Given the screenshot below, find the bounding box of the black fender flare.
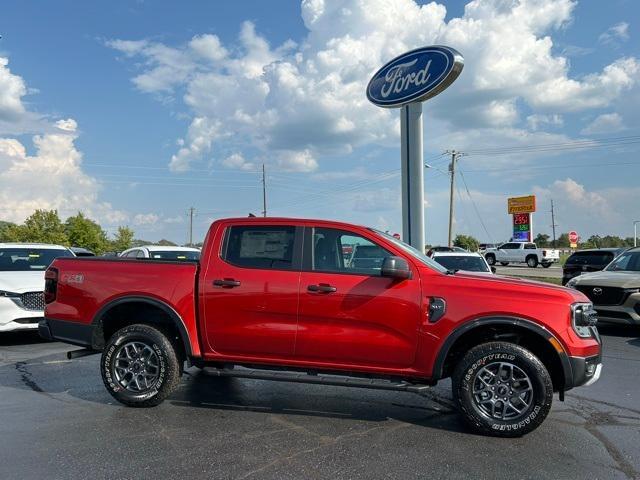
[432,316,573,389]
[91,296,193,357]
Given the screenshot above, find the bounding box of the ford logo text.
[366,46,464,108]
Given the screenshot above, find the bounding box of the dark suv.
[562,248,626,285]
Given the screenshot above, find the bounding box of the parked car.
[562,248,627,285]
[40,217,601,437]
[0,243,74,333]
[484,242,560,268]
[119,245,200,261]
[478,243,498,252]
[431,251,495,274]
[566,247,640,325]
[426,246,466,257]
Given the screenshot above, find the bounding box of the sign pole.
[400,102,424,250]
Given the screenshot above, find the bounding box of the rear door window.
[222,225,297,270]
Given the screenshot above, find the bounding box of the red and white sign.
[569,231,578,243]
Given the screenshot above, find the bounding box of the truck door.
[295,226,421,368]
[201,223,302,358]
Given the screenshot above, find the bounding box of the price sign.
[512,213,532,241]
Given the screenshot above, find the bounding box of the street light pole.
[634,220,640,247]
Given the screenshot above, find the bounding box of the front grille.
[19,292,45,311]
[576,286,628,306]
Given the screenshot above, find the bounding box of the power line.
[458,169,494,243]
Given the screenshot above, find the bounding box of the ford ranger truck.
[39,218,601,437]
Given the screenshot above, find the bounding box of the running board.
[203,367,432,395]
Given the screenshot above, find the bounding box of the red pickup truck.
[39,217,601,436]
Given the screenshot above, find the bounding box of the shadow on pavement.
[0,330,49,346]
[598,324,640,348]
[167,369,468,434]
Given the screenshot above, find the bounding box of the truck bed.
[44,256,201,355]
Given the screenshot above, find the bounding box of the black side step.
[204,367,431,395]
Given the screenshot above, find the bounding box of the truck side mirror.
[381,256,411,280]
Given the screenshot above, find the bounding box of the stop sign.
[569,231,578,244]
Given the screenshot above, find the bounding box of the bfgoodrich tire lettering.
[452,342,553,437]
[101,324,181,407]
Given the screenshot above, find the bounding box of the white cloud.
[107,0,638,175]
[580,112,625,135]
[526,114,563,131]
[276,149,318,172]
[599,22,629,46]
[0,119,127,224]
[222,152,256,171]
[133,213,160,225]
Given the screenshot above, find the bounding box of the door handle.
[213,278,241,288]
[307,283,337,293]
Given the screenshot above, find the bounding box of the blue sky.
[0,0,638,245]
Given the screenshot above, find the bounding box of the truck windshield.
[370,229,448,273]
[149,250,200,261]
[0,248,73,271]
[604,251,640,272]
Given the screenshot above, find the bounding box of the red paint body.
[46,218,600,380]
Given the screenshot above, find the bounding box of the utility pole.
[446,150,464,247]
[188,207,195,246]
[261,163,267,217]
[550,200,558,247]
[634,220,640,247]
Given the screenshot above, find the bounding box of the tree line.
[449,232,637,252]
[0,210,179,255]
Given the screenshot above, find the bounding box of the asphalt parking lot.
[1,328,639,480]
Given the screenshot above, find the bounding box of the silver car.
[566,247,640,325]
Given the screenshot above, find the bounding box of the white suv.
[0,243,74,333]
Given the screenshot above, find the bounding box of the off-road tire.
[101,324,181,407]
[452,342,553,437]
[485,254,496,266]
[526,256,538,268]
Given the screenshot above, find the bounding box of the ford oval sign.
[367,46,464,108]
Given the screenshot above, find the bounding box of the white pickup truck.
[483,242,560,268]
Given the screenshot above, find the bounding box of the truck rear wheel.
[452,342,553,437]
[101,324,181,407]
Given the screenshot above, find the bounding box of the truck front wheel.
[101,324,181,407]
[526,256,538,268]
[452,342,553,437]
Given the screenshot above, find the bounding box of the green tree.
[20,210,69,245]
[533,233,550,247]
[65,212,109,254]
[156,239,177,246]
[111,226,135,252]
[556,233,570,248]
[453,234,479,252]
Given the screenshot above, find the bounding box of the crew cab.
[40,218,601,437]
[484,242,560,268]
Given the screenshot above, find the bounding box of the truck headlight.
[566,278,578,289]
[571,302,598,338]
